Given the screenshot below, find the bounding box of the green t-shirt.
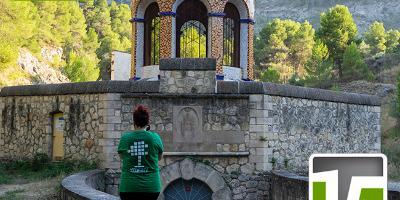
[118,130,163,193]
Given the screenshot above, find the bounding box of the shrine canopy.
[129,0,255,81]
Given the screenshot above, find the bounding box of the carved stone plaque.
[173,106,203,143]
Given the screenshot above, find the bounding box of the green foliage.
[304,41,334,88]
[288,73,305,86]
[364,21,387,55]
[386,29,400,53]
[82,0,131,79]
[179,26,207,58]
[0,153,97,185]
[64,52,100,82]
[342,42,373,82]
[383,142,400,180]
[0,0,39,70]
[398,74,400,114]
[0,189,25,200]
[260,68,280,83]
[31,153,50,171]
[317,5,357,77]
[0,0,131,84]
[256,19,315,82]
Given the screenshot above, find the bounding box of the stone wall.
[0,77,382,200]
[0,81,158,164]
[0,94,102,161]
[260,95,381,172]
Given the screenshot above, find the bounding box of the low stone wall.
[60,169,118,200]
[271,171,308,200]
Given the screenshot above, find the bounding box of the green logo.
[309,154,387,200]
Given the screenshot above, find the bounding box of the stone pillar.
[209,15,224,75]
[247,22,255,80]
[159,58,216,94]
[249,94,274,171]
[157,0,175,59]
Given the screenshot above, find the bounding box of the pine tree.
[304,41,333,88]
[317,5,357,78]
[386,29,400,53]
[255,19,315,82]
[364,21,387,55]
[342,42,372,82]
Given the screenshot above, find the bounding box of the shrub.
[260,68,280,83]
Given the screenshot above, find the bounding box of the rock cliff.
[17,47,69,84]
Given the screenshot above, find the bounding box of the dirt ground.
[0,176,62,200]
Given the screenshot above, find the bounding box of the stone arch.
[159,158,232,200]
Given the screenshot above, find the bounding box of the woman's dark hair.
[133,105,150,128]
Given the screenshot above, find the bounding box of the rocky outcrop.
[255,0,400,34]
[17,47,69,84]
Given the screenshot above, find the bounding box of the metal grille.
[179,20,207,58]
[223,18,235,66]
[164,178,212,200]
[150,17,160,65]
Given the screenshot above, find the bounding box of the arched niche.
[135,0,160,79]
[158,158,232,200]
[144,2,160,66]
[222,0,250,80]
[172,0,211,58]
[223,3,240,68]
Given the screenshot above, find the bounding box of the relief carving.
[173,106,203,143]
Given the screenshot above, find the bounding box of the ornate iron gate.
[163,178,213,200]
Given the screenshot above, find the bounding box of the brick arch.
[172,0,211,13]
[224,0,250,19]
[158,158,232,200]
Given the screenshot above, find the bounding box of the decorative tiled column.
[209,13,225,75]
[157,0,175,59]
[239,19,255,80]
[130,0,141,78]
[247,22,255,80]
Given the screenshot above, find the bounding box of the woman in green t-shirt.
[118,105,163,200]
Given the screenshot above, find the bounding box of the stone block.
[159,58,216,70]
[240,163,255,174]
[238,82,264,94]
[217,81,239,94]
[161,161,181,186]
[211,187,232,200]
[249,125,266,133]
[206,171,226,192]
[180,158,195,180]
[193,163,214,182]
[103,131,121,139]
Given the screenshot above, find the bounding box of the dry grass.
[0,176,62,200]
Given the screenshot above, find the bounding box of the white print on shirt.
[127,141,149,173]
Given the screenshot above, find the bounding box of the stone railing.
[61,169,119,200]
[271,171,400,200]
